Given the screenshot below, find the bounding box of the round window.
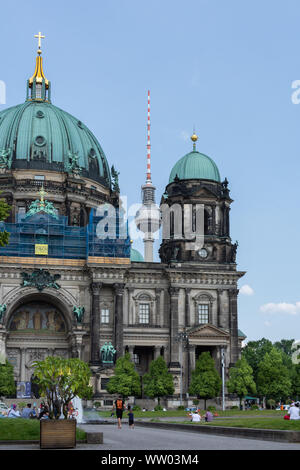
[36,110,45,119]
[35,135,46,147]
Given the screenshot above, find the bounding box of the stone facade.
[0,255,245,400]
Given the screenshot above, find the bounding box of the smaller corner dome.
[169,150,221,183]
[130,248,144,262]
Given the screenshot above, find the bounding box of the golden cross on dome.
[34,32,45,54]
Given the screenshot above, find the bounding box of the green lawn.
[171,418,300,431]
[0,418,86,441]
[99,409,285,419]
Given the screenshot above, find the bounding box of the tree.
[107,352,141,398]
[143,356,174,406]
[0,193,10,247]
[32,356,93,419]
[290,363,300,399]
[256,347,292,402]
[273,339,295,358]
[189,352,222,409]
[0,360,16,397]
[227,357,256,408]
[242,338,273,383]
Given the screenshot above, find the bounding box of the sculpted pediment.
[187,324,230,339]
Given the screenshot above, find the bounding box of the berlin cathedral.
[0,34,246,405]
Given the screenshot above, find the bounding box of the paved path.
[0,423,299,450]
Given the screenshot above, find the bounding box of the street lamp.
[175,329,189,406]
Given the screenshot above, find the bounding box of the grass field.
[168,417,300,431]
[99,409,286,419]
[0,418,86,441]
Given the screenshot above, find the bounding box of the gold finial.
[191,131,198,150]
[34,31,45,55]
[29,32,49,89]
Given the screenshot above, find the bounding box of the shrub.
[231,405,239,409]
[18,402,27,410]
[251,404,259,410]
[132,405,141,411]
[267,399,276,409]
[93,402,101,408]
[177,405,185,410]
[193,399,199,406]
[154,405,163,411]
[207,406,216,412]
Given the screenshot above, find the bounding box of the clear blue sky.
[1,0,300,343]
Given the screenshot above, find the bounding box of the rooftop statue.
[0,148,12,170]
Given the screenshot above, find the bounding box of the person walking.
[113,396,125,429]
[127,405,134,429]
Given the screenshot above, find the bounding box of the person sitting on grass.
[21,403,33,419]
[205,410,213,422]
[8,404,20,418]
[188,410,201,422]
[288,402,300,420]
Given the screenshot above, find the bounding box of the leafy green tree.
[32,356,93,419]
[227,357,256,408]
[189,352,222,409]
[0,360,16,397]
[0,193,10,247]
[107,352,141,398]
[256,347,292,402]
[143,356,174,406]
[242,338,273,383]
[290,363,300,399]
[273,339,295,358]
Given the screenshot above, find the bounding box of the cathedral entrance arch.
[6,293,72,383]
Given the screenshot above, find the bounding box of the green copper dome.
[169,150,221,184]
[130,248,144,262]
[0,101,111,187]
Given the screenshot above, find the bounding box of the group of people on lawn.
[0,401,79,420]
[188,409,214,422]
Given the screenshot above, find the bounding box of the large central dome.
[0,48,111,188]
[0,101,111,187]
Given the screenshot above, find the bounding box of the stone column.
[128,345,135,359]
[0,327,7,365]
[154,345,161,360]
[228,288,239,366]
[90,282,102,365]
[114,283,125,360]
[188,345,196,387]
[185,288,191,327]
[217,289,223,328]
[169,287,180,368]
[20,348,26,382]
[155,288,162,326]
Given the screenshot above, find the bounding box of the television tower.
[135,90,160,262]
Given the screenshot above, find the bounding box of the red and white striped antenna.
[146,89,152,184]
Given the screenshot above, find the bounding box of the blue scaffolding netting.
[0,208,131,260]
